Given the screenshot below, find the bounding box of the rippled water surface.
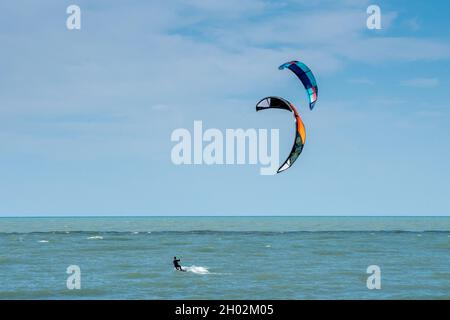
[1,217,450,299]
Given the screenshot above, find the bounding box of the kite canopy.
[279,60,318,110]
[256,97,306,173]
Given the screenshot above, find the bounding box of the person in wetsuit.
[173,256,183,271]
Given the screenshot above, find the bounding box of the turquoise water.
[1,217,450,299]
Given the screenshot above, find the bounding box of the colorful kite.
[279,60,318,110]
[256,96,306,173]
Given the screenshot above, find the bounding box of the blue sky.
[0,0,449,216]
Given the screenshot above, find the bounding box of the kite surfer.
[173,256,184,271]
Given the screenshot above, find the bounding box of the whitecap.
[182,265,210,275]
[38,240,49,243]
[87,236,103,240]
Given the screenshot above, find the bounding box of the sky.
[0,0,449,216]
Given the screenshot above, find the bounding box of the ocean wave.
[2,230,450,235]
[86,236,103,240]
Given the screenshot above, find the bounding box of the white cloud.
[401,78,440,88]
[180,0,267,16]
[348,78,374,85]
[151,104,170,111]
[414,110,443,118]
[333,37,450,63]
[404,17,421,31]
[1,1,449,139]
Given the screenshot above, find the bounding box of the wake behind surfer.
[173,256,183,271]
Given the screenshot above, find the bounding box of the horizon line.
[1,215,450,218]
